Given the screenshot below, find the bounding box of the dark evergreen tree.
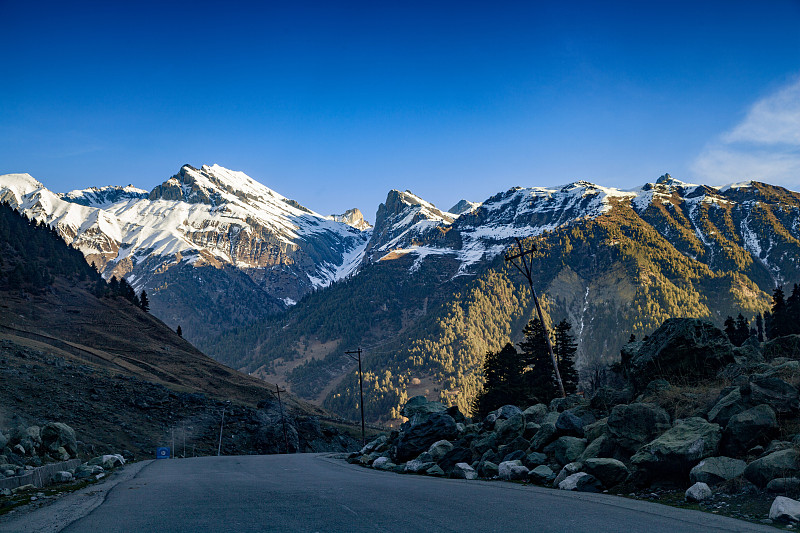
[769,286,788,339]
[472,343,525,418]
[787,284,800,336]
[553,318,579,394]
[734,313,750,346]
[109,276,120,295]
[139,290,150,312]
[756,313,764,343]
[519,318,556,404]
[628,334,636,343]
[176,325,182,337]
[724,316,737,344]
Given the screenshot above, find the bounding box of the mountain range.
[2,165,799,423]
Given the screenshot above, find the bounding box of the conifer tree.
[176,325,182,337]
[519,318,556,404]
[472,343,525,418]
[724,315,736,344]
[553,318,579,394]
[769,286,788,339]
[756,313,764,343]
[139,290,150,312]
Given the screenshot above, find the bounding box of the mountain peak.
[448,199,481,215]
[329,208,371,230]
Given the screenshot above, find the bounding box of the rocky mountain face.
[202,174,800,424]
[0,164,370,343]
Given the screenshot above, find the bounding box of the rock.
[75,465,104,479]
[523,452,548,469]
[689,457,747,486]
[451,462,477,480]
[770,496,800,523]
[685,482,713,502]
[579,436,615,461]
[722,404,778,456]
[54,446,70,461]
[502,450,527,463]
[523,423,541,439]
[53,471,73,483]
[13,444,25,456]
[707,388,747,427]
[607,403,671,452]
[528,465,556,485]
[589,387,635,414]
[495,413,526,444]
[426,465,446,477]
[644,379,672,395]
[11,484,36,494]
[584,418,609,443]
[582,458,630,488]
[360,435,388,455]
[41,422,77,457]
[529,423,558,451]
[558,472,602,492]
[549,394,586,413]
[404,459,436,474]
[401,396,447,418]
[749,375,800,414]
[768,478,800,493]
[436,446,474,474]
[554,462,583,486]
[477,461,499,478]
[470,433,497,457]
[446,405,467,425]
[0,431,7,450]
[555,412,585,437]
[498,460,529,480]
[745,449,800,487]
[523,404,548,424]
[371,457,391,469]
[544,436,587,466]
[394,412,459,462]
[763,335,800,362]
[623,318,735,389]
[88,454,125,469]
[631,417,721,479]
[427,440,454,462]
[499,436,531,457]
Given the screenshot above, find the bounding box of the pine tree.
[724,316,737,344]
[472,343,525,418]
[139,290,150,312]
[734,313,750,346]
[756,313,764,343]
[176,325,182,337]
[519,318,556,404]
[787,284,800,336]
[553,318,579,394]
[769,286,788,339]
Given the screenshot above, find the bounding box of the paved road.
[3,454,780,532]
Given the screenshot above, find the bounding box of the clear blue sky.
[2,1,799,220]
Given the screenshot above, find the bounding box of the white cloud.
[692,76,800,189]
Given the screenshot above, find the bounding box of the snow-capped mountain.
[0,164,370,341]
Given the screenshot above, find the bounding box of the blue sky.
[2,1,799,220]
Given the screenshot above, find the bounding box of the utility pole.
[217,401,230,456]
[274,384,290,454]
[345,348,366,446]
[505,237,566,398]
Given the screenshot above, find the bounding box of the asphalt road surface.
[2,454,781,532]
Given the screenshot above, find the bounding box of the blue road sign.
[156,447,171,459]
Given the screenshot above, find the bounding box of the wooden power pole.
[504,237,566,398]
[345,348,366,446]
[274,384,290,454]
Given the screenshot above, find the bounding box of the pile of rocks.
[0,422,78,474]
[347,319,800,524]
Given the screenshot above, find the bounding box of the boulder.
[529,423,558,451]
[607,403,671,452]
[470,433,497,457]
[523,452,548,469]
[498,460,529,480]
[555,412,585,437]
[499,436,531,456]
[523,423,541,439]
[749,375,800,414]
[544,437,587,466]
[767,478,800,493]
[87,454,125,469]
[74,465,104,479]
[549,395,586,413]
[523,404,548,424]
[558,472,602,492]
[394,412,459,462]
[41,422,77,457]
[685,482,712,502]
[502,450,527,463]
[427,440,454,462]
[744,448,800,487]
[53,471,73,483]
[528,465,556,485]
[582,458,630,488]
[589,387,634,414]
[402,396,447,418]
[495,413,526,444]
[623,318,734,389]
[584,419,609,443]
[484,405,524,431]
[360,435,388,455]
[426,465,446,477]
[437,445,474,474]
[554,462,583,486]
[371,457,391,469]
[54,447,70,461]
[477,461,499,478]
[722,404,778,456]
[579,436,615,461]
[770,496,800,523]
[631,418,721,479]
[706,388,746,426]
[451,462,477,480]
[689,457,747,486]
[404,459,436,474]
